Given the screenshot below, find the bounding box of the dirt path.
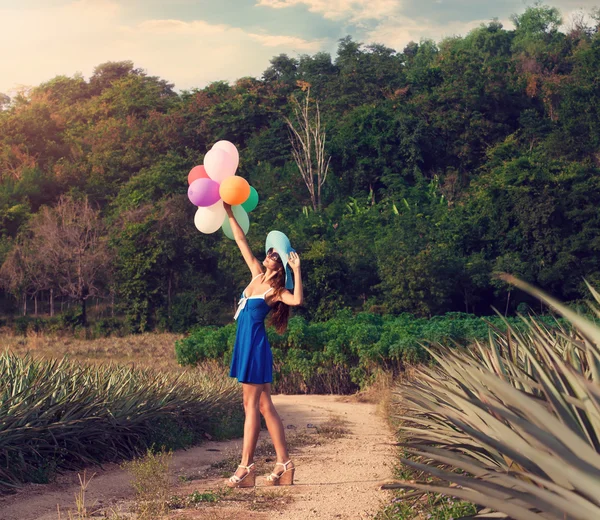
[0,395,395,520]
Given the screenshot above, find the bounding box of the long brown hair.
[268,264,290,334]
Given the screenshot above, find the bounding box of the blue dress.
[229,275,273,384]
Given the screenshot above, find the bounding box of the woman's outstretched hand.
[223,202,233,216]
[288,251,301,270]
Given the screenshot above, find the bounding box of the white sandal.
[227,463,255,488]
[265,460,295,486]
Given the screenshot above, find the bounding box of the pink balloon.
[204,148,237,183]
[188,165,209,185]
[212,140,239,171]
[188,178,221,207]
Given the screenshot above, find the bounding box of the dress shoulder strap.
[251,273,264,281]
[262,287,273,297]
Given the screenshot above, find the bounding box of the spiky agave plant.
[0,355,242,491]
[382,275,600,520]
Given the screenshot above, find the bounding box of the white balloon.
[194,201,226,234]
[222,205,249,240]
[212,140,239,171]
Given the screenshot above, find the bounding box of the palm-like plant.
[382,275,600,520]
[0,355,242,490]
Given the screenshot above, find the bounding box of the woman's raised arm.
[224,203,263,277]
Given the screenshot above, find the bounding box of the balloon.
[212,140,239,171]
[187,165,209,185]
[222,205,249,240]
[241,186,259,213]
[219,176,250,206]
[204,148,237,183]
[194,201,226,234]
[188,178,221,207]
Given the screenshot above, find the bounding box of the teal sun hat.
[265,231,295,290]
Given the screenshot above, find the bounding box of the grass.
[0,331,184,371]
[56,471,99,520]
[376,494,477,520]
[310,415,349,439]
[0,351,244,490]
[373,370,479,520]
[56,413,348,518]
[122,449,173,520]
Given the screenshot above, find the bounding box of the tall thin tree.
[284,85,331,211]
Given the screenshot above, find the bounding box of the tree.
[33,196,111,323]
[262,54,298,84]
[284,87,330,211]
[0,93,10,110]
[0,243,31,315]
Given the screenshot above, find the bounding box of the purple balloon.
[188,178,221,207]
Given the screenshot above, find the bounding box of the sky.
[0,0,598,95]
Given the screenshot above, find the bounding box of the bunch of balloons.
[187,141,259,239]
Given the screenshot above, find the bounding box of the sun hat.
[265,230,296,290]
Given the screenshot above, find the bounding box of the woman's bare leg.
[259,384,293,474]
[234,383,264,478]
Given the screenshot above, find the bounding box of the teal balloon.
[222,205,250,240]
[241,186,259,213]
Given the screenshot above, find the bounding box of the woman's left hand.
[288,251,301,270]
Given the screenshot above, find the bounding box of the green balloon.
[222,205,250,240]
[241,186,259,213]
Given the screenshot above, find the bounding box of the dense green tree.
[1,3,599,326]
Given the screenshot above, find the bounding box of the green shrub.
[174,324,236,366]
[92,317,126,338]
[175,311,553,393]
[14,316,29,335]
[59,308,85,330]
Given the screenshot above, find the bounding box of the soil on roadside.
[0,394,395,520]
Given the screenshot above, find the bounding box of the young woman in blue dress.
[223,203,304,488]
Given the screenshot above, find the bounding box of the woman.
[224,203,303,489]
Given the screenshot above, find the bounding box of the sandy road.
[0,395,395,520]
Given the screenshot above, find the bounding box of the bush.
[92,317,128,338]
[59,307,85,330]
[174,324,236,366]
[174,311,549,393]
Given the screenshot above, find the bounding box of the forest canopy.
[1,4,600,331]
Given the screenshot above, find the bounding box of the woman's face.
[263,248,283,270]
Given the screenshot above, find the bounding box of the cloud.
[247,33,324,49]
[256,0,401,22]
[0,0,327,94]
[364,15,494,51]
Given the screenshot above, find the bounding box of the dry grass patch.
[122,449,173,520]
[1,332,184,371]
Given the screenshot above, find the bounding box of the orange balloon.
[188,165,209,185]
[219,176,251,206]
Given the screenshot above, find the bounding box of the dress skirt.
[229,296,273,384]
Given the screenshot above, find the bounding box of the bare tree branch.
[284,87,330,211]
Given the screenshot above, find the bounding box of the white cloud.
[248,33,324,49]
[0,0,326,94]
[364,15,493,51]
[256,0,401,22]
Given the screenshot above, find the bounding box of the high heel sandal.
[227,463,255,488]
[265,460,294,486]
